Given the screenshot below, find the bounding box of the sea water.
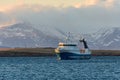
[0,56,120,80]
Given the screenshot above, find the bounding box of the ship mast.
[65,32,72,43]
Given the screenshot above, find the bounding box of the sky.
[0,0,120,33]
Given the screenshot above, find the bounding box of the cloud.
[0,5,15,13]
[73,0,116,9]
[0,3,53,14]
[0,0,48,13]
[0,18,18,28]
[104,0,115,8]
[0,0,24,13]
[0,0,117,14]
[0,0,120,33]
[74,0,99,8]
[0,12,19,28]
[0,13,12,23]
[12,5,120,33]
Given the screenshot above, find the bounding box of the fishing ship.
[55,34,91,60]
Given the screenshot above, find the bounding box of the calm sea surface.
[0,56,120,80]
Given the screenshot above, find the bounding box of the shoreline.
[0,48,120,57]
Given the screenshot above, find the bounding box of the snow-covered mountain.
[0,22,120,50]
[91,27,120,50]
[0,23,61,48]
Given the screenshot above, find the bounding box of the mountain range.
[86,27,120,50]
[0,23,62,48]
[0,23,120,50]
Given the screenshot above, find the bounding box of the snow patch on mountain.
[103,41,114,46]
